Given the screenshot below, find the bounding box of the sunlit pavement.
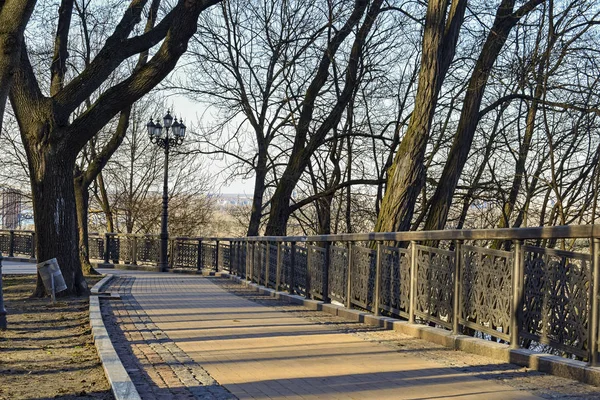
[1,261,37,274]
[103,270,542,400]
[1,263,545,399]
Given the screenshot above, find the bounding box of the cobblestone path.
[101,272,546,400]
[102,276,233,399]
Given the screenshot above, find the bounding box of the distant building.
[212,194,253,208]
[1,189,22,229]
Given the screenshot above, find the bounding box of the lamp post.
[146,111,186,272]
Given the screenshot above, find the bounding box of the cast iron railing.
[0,230,36,259]
[87,233,231,272]
[222,225,600,364]
[7,225,600,364]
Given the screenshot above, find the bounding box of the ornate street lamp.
[146,111,186,271]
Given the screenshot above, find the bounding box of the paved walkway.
[1,261,36,274]
[104,272,541,400]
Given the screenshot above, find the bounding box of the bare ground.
[212,277,600,400]
[0,275,113,400]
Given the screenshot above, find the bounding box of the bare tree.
[0,1,36,133]
[374,0,466,235]
[10,0,221,296]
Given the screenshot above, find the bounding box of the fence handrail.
[7,224,600,364]
[191,224,600,243]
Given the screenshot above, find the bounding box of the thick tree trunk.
[74,175,98,275]
[30,150,88,297]
[423,0,543,232]
[374,0,466,234]
[247,154,267,236]
[264,172,298,235]
[0,1,36,132]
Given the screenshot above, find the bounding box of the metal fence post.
[250,241,256,282]
[8,230,14,258]
[306,243,312,299]
[215,240,220,272]
[409,241,417,323]
[374,242,382,316]
[196,239,202,271]
[245,241,250,280]
[232,241,236,274]
[453,240,463,335]
[590,238,600,365]
[289,241,296,294]
[346,241,353,309]
[258,242,263,283]
[322,242,331,304]
[0,252,6,329]
[167,239,175,268]
[132,235,138,265]
[276,242,282,291]
[30,232,36,260]
[103,233,111,265]
[265,242,270,288]
[238,241,242,276]
[510,240,524,348]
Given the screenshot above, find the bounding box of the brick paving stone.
[102,276,234,399]
[100,272,549,400]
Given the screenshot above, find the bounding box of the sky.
[166,93,255,195]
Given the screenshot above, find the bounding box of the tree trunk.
[247,153,267,236]
[374,0,466,235]
[0,1,36,132]
[263,0,381,236]
[423,0,543,232]
[96,172,115,232]
[316,196,333,235]
[264,172,298,235]
[29,149,88,296]
[74,174,98,275]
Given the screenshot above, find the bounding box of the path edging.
[90,274,142,400]
[220,272,600,387]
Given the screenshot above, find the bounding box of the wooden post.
[409,241,417,323]
[289,242,296,294]
[453,240,463,335]
[510,240,524,348]
[590,238,600,365]
[346,241,353,309]
[374,243,382,316]
[276,242,282,291]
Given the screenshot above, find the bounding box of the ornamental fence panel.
[8,225,600,362]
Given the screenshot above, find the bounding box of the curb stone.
[90,275,142,400]
[219,272,600,388]
[91,274,114,295]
